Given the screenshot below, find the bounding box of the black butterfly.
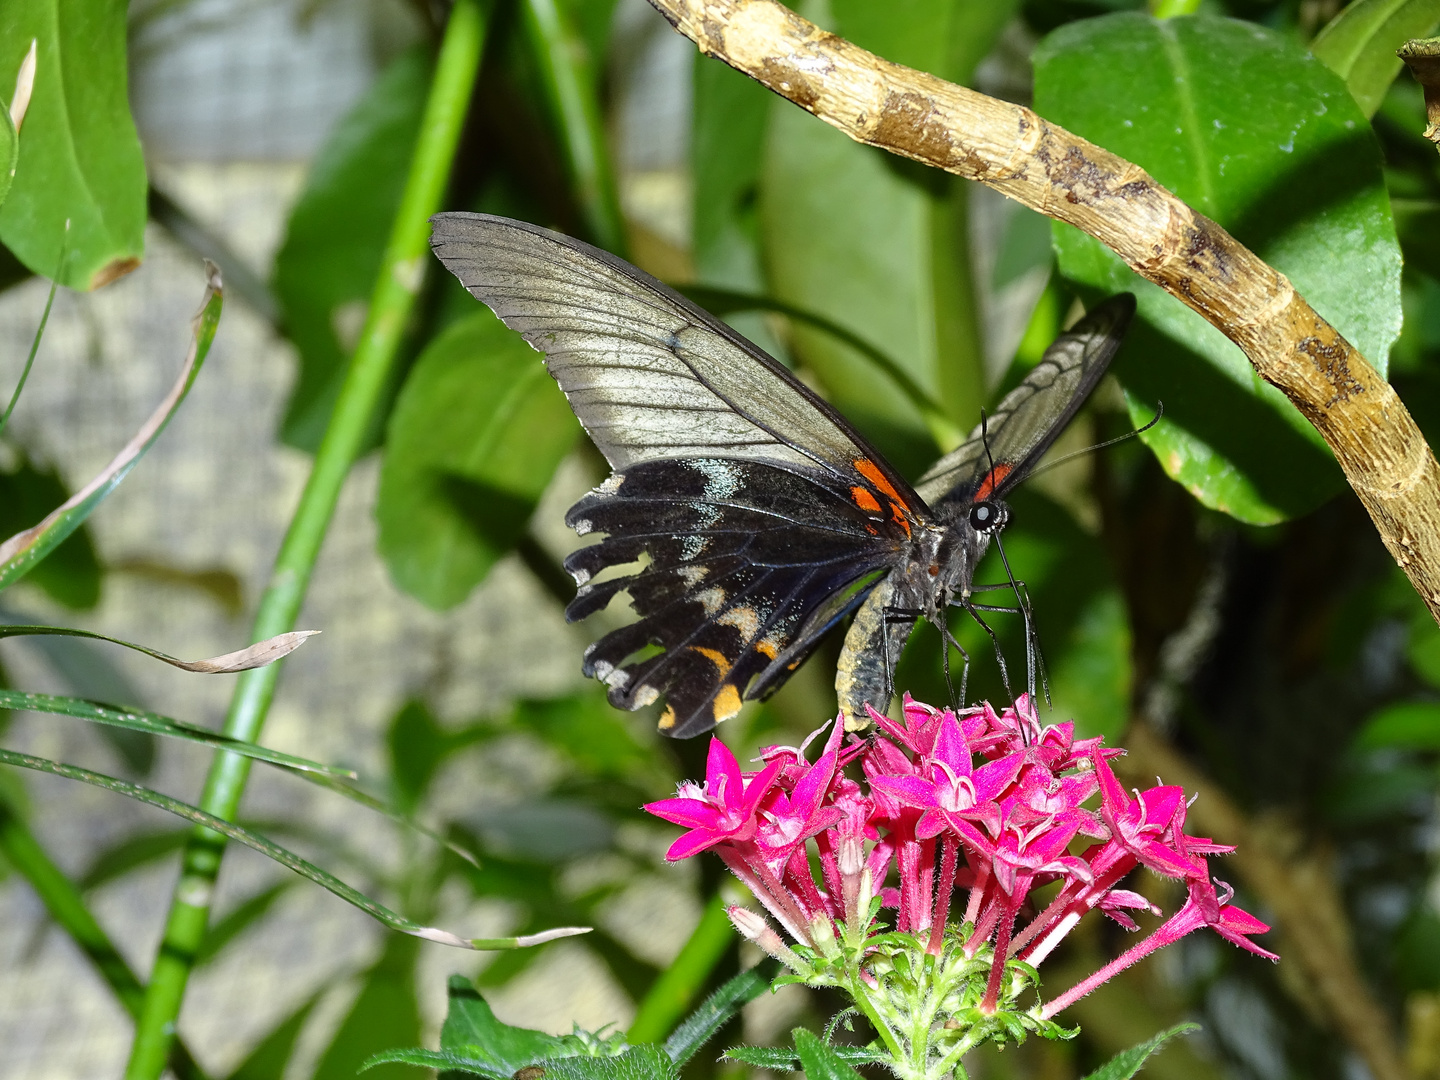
[430,213,1135,738]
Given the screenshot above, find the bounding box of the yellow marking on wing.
[658,705,677,730]
[713,685,743,722]
[693,646,732,676]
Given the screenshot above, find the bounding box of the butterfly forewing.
[430,213,920,500]
[915,294,1135,508]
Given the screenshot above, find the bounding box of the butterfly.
[430,213,1135,738]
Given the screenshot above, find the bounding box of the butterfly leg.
[938,621,972,710]
[971,570,1047,706]
[962,601,1018,707]
[880,605,923,708]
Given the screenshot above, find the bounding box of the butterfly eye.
[968,501,1001,532]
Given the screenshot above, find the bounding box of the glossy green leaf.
[378,308,578,610]
[1035,14,1402,524]
[314,936,422,1080]
[0,689,355,777]
[272,46,431,451]
[1079,1023,1200,1080]
[0,1,146,289]
[758,0,1014,475]
[0,267,220,590]
[0,748,589,950]
[1354,700,1440,749]
[791,1029,865,1080]
[1312,0,1440,117]
[0,459,99,608]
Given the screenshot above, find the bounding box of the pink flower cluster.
[645,695,1276,1017]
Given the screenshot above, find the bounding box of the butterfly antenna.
[980,407,998,476]
[1025,402,1164,483]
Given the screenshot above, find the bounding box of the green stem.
[627,891,733,1043]
[521,0,626,254]
[1151,0,1201,17]
[0,264,58,439]
[122,5,487,1077]
[0,792,210,1080]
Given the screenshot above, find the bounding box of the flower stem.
[121,6,486,1077]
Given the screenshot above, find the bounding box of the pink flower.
[644,737,782,861]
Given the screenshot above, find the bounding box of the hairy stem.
[122,5,486,1076]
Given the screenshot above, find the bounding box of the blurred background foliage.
[4,0,1440,1077]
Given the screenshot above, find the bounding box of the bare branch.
[647,0,1440,623]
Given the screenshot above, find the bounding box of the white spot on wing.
[677,566,708,586]
[695,588,726,616]
[633,685,659,707]
[570,567,591,586]
[572,519,593,535]
[598,473,625,494]
[718,605,761,642]
[681,535,707,560]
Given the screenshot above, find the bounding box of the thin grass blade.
[0,625,317,672]
[0,748,589,949]
[0,689,354,777]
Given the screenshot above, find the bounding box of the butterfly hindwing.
[915,295,1135,508]
[565,458,908,737]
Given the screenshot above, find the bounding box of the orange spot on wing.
[975,463,1014,501]
[853,458,905,504]
[693,646,732,676]
[658,705,677,730]
[713,685,743,722]
[890,504,912,538]
[851,486,882,514]
[756,638,780,660]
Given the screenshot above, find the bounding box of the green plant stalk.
[1151,0,1202,16]
[123,4,486,1076]
[0,792,210,1080]
[627,891,733,1043]
[521,0,626,254]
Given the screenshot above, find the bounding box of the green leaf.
[791,1028,864,1080]
[0,747,590,950]
[0,689,355,776]
[1354,700,1440,749]
[439,975,574,1068]
[377,308,578,610]
[223,991,322,1080]
[0,2,146,290]
[1079,1022,1200,1080]
[387,698,449,814]
[1035,14,1402,524]
[0,268,220,590]
[662,962,775,1066]
[314,936,423,1080]
[0,459,99,608]
[1312,0,1440,117]
[361,1047,506,1077]
[272,45,431,452]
